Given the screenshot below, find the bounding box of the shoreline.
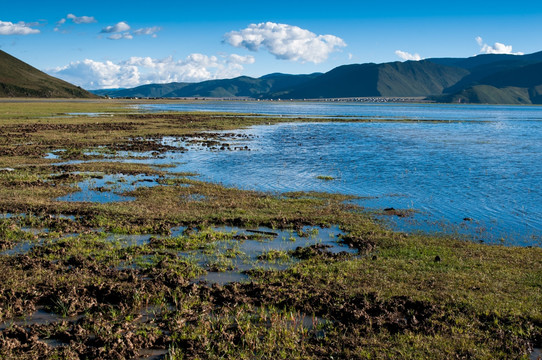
[0,100,540,359]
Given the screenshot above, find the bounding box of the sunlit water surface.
[117,103,542,245]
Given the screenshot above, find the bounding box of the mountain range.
[1,48,542,104]
[92,51,542,104]
[0,50,96,98]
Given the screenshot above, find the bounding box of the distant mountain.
[90,88,126,96]
[276,61,469,99]
[431,85,533,105]
[430,58,542,104]
[93,51,542,104]
[0,50,96,98]
[91,83,188,98]
[91,73,322,99]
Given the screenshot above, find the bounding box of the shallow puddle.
[111,225,353,284]
[137,348,168,360]
[0,307,82,331]
[2,222,353,286]
[0,233,77,256]
[220,226,350,255]
[1,240,37,256]
[194,271,249,284]
[41,338,69,348]
[56,173,159,203]
[105,233,154,247]
[182,225,354,285]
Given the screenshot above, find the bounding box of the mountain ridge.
[85,51,542,104]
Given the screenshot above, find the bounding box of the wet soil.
[1,106,540,359]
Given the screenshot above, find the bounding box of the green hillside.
[166,76,272,97]
[279,61,468,99]
[480,62,542,88]
[376,61,468,96]
[274,63,380,98]
[432,85,532,104]
[442,60,531,94]
[0,50,95,98]
[434,62,542,104]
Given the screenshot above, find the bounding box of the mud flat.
[0,100,540,359]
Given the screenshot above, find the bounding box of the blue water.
[135,101,542,121]
[104,102,542,245]
[56,173,158,203]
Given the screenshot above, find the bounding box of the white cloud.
[47,53,256,89]
[227,54,255,64]
[67,14,96,24]
[224,22,346,63]
[102,23,161,40]
[395,50,422,61]
[0,20,40,35]
[133,26,161,37]
[476,36,523,55]
[55,14,95,32]
[48,59,138,89]
[54,18,66,32]
[108,33,133,40]
[101,22,131,34]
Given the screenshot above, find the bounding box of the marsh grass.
[316,175,335,181]
[0,101,540,359]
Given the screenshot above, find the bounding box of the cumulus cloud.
[0,20,40,35]
[224,22,346,63]
[101,21,131,33]
[47,53,256,89]
[395,50,422,61]
[476,36,523,55]
[67,14,96,24]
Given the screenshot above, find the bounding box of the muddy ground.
[0,100,540,359]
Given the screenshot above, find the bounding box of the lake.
[134,102,542,246]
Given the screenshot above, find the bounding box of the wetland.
[0,99,541,359]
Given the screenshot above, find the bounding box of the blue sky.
[1,0,541,89]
